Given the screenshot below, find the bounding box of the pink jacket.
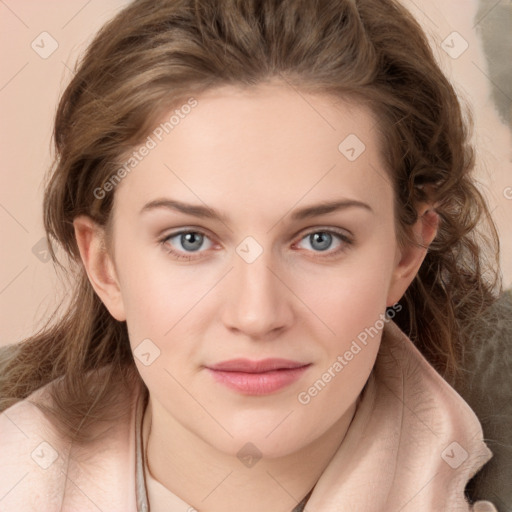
[0,321,499,511]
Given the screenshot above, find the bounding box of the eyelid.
[294,225,353,242]
[292,227,354,256]
[159,226,215,250]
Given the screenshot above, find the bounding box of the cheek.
[292,249,395,339]
[116,243,208,335]
[294,262,390,419]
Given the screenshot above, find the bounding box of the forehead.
[111,82,391,220]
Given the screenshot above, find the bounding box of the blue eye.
[160,230,213,260]
[300,232,336,251]
[294,230,353,257]
[159,228,353,261]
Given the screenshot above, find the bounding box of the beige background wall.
[1,0,511,346]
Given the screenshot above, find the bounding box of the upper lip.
[207,358,310,373]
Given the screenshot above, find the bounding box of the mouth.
[205,358,312,395]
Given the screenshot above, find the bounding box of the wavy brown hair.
[0,0,502,443]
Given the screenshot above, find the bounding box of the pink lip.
[205,358,311,395]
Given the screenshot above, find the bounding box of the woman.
[0,0,505,510]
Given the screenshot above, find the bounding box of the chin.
[203,428,306,461]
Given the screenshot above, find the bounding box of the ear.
[386,205,439,307]
[73,215,126,321]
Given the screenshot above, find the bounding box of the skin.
[74,80,439,512]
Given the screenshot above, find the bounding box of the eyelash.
[159,228,354,262]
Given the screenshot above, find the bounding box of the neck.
[143,396,359,512]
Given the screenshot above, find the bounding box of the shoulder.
[376,320,499,511]
[0,384,70,510]
[0,373,142,511]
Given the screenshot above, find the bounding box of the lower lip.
[206,365,311,395]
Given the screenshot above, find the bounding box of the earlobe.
[386,207,439,307]
[73,215,126,321]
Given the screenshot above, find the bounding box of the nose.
[220,247,294,339]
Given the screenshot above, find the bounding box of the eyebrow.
[139,198,373,222]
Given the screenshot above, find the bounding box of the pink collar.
[131,320,494,511]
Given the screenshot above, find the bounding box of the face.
[78,81,428,459]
